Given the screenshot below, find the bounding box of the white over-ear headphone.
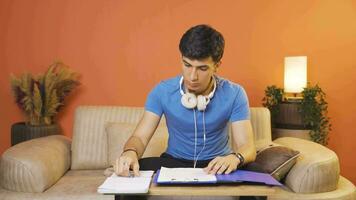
[179,76,217,111]
[179,76,217,167]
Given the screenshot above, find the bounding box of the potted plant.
[262,83,331,145]
[262,85,284,127]
[10,61,80,146]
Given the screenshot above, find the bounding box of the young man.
[115,24,256,177]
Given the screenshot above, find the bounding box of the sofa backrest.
[71,106,272,170]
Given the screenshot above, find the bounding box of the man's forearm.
[123,136,146,159]
[236,144,256,166]
[231,120,257,166]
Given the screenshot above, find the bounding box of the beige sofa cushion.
[249,107,273,150]
[274,137,340,193]
[227,107,273,152]
[71,106,271,170]
[71,106,166,170]
[0,170,113,200]
[106,122,169,166]
[0,135,71,193]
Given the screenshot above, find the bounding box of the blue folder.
[153,169,282,186]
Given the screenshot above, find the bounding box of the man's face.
[181,56,219,95]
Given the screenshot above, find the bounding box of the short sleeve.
[144,83,163,117]
[229,86,250,122]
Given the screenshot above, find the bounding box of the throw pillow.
[105,122,168,167]
[244,144,300,181]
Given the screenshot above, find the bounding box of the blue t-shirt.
[145,75,250,160]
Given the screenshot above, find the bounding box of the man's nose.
[190,67,198,81]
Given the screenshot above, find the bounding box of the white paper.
[157,167,217,183]
[97,170,154,194]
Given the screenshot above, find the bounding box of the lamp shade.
[284,56,307,93]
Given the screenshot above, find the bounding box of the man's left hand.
[203,154,240,175]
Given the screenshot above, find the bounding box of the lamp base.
[285,96,303,102]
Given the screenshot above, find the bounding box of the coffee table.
[114,180,277,200]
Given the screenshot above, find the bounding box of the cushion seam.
[271,152,300,175]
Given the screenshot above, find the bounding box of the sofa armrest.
[273,137,340,193]
[0,135,71,193]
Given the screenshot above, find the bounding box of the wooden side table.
[272,102,311,141]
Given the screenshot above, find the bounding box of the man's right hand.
[114,111,161,177]
[114,150,140,177]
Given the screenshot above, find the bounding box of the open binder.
[154,167,282,186]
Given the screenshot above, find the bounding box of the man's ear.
[214,61,222,72]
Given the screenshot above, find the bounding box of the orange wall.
[1,0,355,184]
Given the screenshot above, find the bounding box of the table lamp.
[284,56,307,101]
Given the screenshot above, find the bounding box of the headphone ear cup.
[181,93,197,109]
[197,95,208,111]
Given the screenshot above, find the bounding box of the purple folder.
[154,169,282,186]
[216,170,282,186]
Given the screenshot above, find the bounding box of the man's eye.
[199,67,208,71]
[184,64,191,67]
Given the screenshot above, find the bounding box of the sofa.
[0,106,355,200]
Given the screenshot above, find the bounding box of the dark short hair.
[179,24,225,63]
